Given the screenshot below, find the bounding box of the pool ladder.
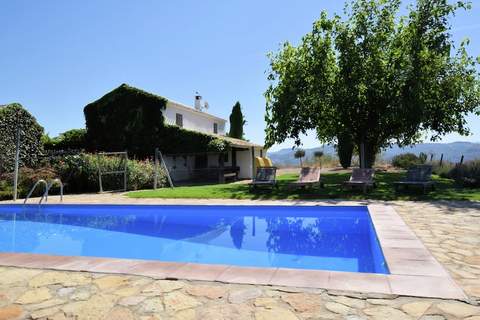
[24,178,63,204]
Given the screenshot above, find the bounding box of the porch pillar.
[218,153,225,184]
[251,147,255,178]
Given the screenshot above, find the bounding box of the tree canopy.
[264,0,480,168]
[228,101,246,139]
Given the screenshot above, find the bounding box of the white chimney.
[194,92,202,111]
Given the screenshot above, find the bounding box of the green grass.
[127,171,480,201]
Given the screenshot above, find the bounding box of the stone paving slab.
[1,196,479,319]
[1,267,480,320]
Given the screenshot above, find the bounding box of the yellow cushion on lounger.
[255,157,266,168]
[263,157,273,167]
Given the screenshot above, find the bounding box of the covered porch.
[163,136,265,185]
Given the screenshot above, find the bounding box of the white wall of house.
[236,147,265,179]
[162,101,226,135]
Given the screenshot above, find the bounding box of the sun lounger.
[288,167,323,189]
[249,167,277,191]
[343,168,375,193]
[394,165,435,194]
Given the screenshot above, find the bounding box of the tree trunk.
[358,140,377,169]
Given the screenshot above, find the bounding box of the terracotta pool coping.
[0,204,467,300]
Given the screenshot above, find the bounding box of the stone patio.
[1,196,479,319]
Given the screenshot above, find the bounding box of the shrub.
[0,167,57,200]
[54,153,167,193]
[84,84,229,158]
[432,161,455,178]
[44,129,86,151]
[391,153,423,169]
[0,103,44,174]
[447,160,480,188]
[0,153,168,200]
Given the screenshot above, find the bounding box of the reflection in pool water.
[0,205,389,273]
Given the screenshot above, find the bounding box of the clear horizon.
[1,0,479,152]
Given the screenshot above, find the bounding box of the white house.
[162,96,226,135]
[161,94,266,182]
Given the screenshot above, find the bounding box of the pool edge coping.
[0,204,467,301]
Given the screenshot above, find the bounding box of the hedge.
[0,103,44,173]
[44,129,86,151]
[84,84,229,158]
[53,153,167,193]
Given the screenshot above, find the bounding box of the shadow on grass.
[128,172,480,201]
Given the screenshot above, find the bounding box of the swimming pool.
[0,204,388,274]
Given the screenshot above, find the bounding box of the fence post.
[154,148,159,189]
[123,151,128,192]
[430,154,434,162]
[439,153,443,167]
[97,153,103,193]
[460,155,464,165]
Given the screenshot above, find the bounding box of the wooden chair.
[394,165,435,194]
[288,167,323,189]
[343,168,375,193]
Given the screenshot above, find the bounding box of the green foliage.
[0,103,44,173]
[228,101,246,139]
[447,160,480,188]
[391,153,425,169]
[53,153,167,193]
[418,152,428,164]
[44,129,87,150]
[313,151,324,159]
[432,161,455,178]
[84,84,230,158]
[0,153,169,200]
[0,167,57,200]
[294,149,305,159]
[161,125,229,154]
[294,149,306,167]
[337,134,354,168]
[264,0,480,168]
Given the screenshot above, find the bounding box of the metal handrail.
[43,178,64,203]
[23,179,48,204]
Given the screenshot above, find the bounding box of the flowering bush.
[54,153,167,193]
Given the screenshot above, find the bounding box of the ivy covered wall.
[84,84,229,158]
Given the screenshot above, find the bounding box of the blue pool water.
[0,205,389,274]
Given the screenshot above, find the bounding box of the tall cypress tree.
[228,102,246,139]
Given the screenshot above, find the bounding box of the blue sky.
[1,0,479,151]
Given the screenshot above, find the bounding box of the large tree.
[228,101,246,139]
[264,0,480,168]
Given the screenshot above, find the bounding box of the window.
[213,123,218,134]
[175,113,183,127]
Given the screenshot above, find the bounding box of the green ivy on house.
[84,84,230,158]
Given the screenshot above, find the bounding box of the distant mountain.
[267,142,480,166]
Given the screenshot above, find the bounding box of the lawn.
[127,171,480,201]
